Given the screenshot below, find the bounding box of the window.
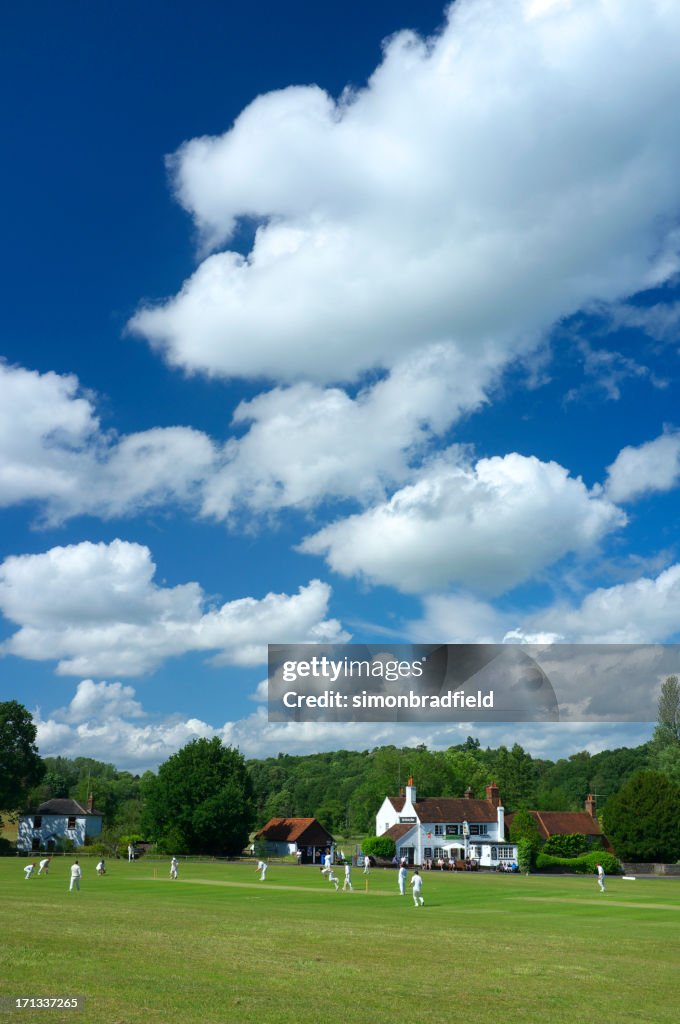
[424,848,432,859]
[434,847,443,859]
[491,847,497,861]
[67,816,76,829]
[470,824,480,835]
[434,824,444,836]
[479,824,488,835]
[33,815,42,827]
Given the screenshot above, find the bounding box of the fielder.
[37,857,50,875]
[170,857,178,880]
[398,864,407,895]
[23,862,35,879]
[410,870,424,907]
[363,855,371,875]
[256,860,268,881]
[596,863,606,892]
[321,851,332,875]
[96,859,106,876]
[69,861,82,892]
[327,868,339,891]
[342,862,353,892]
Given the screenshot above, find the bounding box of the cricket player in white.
[170,857,178,880]
[327,868,339,891]
[321,852,332,875]
[37,857,50,875]
[363,855,370,875]
[596,863,605,892]
[398,864,407,895]
[23,863,35,879]
[342,862,353,892]
[410,870,424,907]
[256,860,268,881]
[69,861,82,892]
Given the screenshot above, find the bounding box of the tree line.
[1,677,679,859]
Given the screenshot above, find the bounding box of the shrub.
[543,833,588,858]
[516,838,534,873]
[535,850,621,874]
[362,836,396,860]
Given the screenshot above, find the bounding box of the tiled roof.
[505,810,604,840]
[33,799,101,817]
[255,817,334,844]
[388,795,497,823]
[382,823,416,842]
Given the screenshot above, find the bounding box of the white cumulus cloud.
[131,0,680,399]
[605,429,680,502]
[300,451,625,595]
[0,539,347,675]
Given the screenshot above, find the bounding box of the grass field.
[2,858,679,1024]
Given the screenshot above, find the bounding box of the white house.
[18,796,103,853]
[375,780,517,868]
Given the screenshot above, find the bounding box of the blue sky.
[3,0,680,771]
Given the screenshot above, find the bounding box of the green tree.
[0,701,45,825]
[508,808,542,858]
[143,738,255,855]
[362,835,396,859]
[651,676,680,784]
[602,769,680,862]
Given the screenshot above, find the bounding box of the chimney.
[87,793,94,813]
[486,782,501,809]
[404,779,417,807]
[497,804,505,840]
[585,793,596,818]
[464,786,474,799]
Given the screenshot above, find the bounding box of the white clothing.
[96,861,105,875]
[69,863,81,891]
[170,858,178,880]
[363,856,370,874]
[257,860,268,881]
[398,866,407,895]
[24,864,34,879]
[38,858,49,874]
[597,864,605,892]
[327,870,339,891]
[410,873,424,906]
[342,864,353,891]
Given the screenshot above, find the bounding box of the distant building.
[18,795,103,853]
[376,780,517,868]
[506,793,611,849]
[255,817,335,863]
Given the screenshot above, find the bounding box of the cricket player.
[170,857,178,880]
[363,855,371,874]
[23,862,35,879]
[410,870,424,907]
[342,862,353,892]
[321,851,332,875]
[398,864,408,895]
[596,863,605,892]
[69,861,82,892]
[96,859,106,876]
[327,868,339,891]
[37,857,50,875]
[256,860,268,881]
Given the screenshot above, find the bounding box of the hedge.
[535,850,621,874]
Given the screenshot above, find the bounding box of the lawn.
[1,858,678,1023]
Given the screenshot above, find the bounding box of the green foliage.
[362,835,396,859]
[143,738,255,856]
[602,769,680,862]
[516,838,534,873]
[55,836,75,854]
[0,701,45,825]
[509,809,542,853]
[543,833,589,858]
[535,851,621,874]
[0,836,15,856]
